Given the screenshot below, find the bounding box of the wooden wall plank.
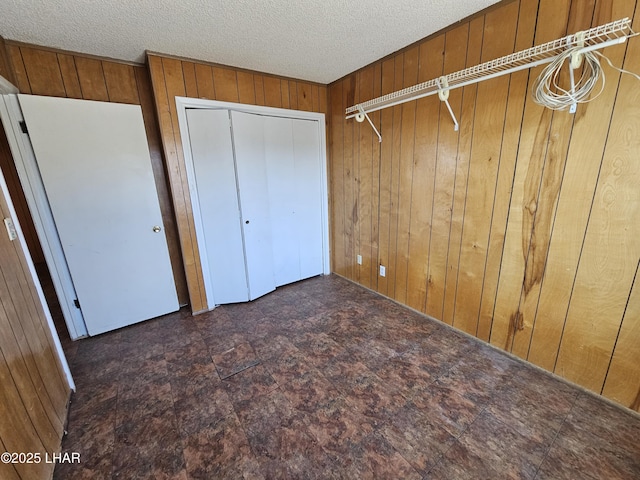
[75,57,109,101]
[510,0,597,358]
[330,81,346,276]
[442,16,484,326]
[370,63,382,290]
[528,0,636,372]
[20,47,66,97]
[319,86,328,114]
[182,62,198,98]
[602,260,640,410]
[554,5,640,391]
[376,57,396,297]
[386,54,405,300]
[425,26,468,321]
[406,36,444,313]
[280,79,291,109]
[342,75,356,280]
[254,75,266,106]
[0,36,16,86]
[298,82,313,111]
[489,0,569,349]
[212,67,239,103]
[289,80,299,110]
[452,1,519,336]
[356,67,374,289]
[102,62,139,104]
[194,63,215,99]
[6,45,30,93]
[237,71,256,104]
[57,54,82,99]
[476,0,537,342]
[393,46,419,305]
[263,77,282,108]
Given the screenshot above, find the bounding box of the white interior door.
[231,111,276,300]
[18,94,179,336]
[186,108,249,304]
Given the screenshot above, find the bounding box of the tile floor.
[54,274,640,479]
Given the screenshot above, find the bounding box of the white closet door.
[18,95,178,336]
[186,109,249,304]
[264,117,300,286]
[292,118,324,279]
[230,111,276,300]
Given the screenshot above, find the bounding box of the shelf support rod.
[355,106,382,143]
[436,76,459,131]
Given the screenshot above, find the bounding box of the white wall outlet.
[379,265,386,277]
[4,218,17,241]
[357,254,362,265]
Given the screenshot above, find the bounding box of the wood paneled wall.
[147,53,328,313]
[0,168,71,480]
[1,43,189,305]
[329,0,640,410]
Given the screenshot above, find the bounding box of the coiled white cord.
[532,46,605,111]
[532,33,640,111]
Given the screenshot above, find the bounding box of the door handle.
[153,226,162,232]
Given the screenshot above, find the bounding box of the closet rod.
[345,17,632,120]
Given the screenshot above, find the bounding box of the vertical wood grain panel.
[453,2,519,336]
[528,0,635,371]
[330,80,346,276]
[342,75,355,280]
[425,26,467,321]
[298,82,313,111]
[356,67,374,289]
[212,67,239,102]
[264,76,282,108]
[102,62,139,104]
[442,16,484,326]
[281,79,291,109]
[602,260,640,410]
[0,36,16,86]
[554,5,640,390]
[75,57,109,101]
[6,45,31,93]
[510,0,597,357]
[370,63,382,290]
[406,36,444,312]
[476,0,538,342]
[376,58,396,296]
[254,75,265,106]
[194,63,215,99]
[57,54,82,99]
[237,71,255,104]
[181,62,198,98]
[288,80,299,110]
[19,47,66,97]
[393,46,419,305]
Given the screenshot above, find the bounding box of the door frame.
[0,94,88,339]
[175,97,331,310]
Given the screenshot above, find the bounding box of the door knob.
[153,226,162,232]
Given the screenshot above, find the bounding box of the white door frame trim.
[175,97,331,311]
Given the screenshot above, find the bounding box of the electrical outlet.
[379,265,386,277]
[357,254,362,265]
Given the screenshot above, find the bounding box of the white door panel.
[293,118,324,279]
[264,116,300,287]
[18,95,178,335]
[186,108,249,304]
[231,111,276,300]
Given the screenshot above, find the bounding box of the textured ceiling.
[0,0,501,84]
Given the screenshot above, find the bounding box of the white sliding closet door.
[186,109,249,304]
[230,111,276,300]
[264,117,323,286]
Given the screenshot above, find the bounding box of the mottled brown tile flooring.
[54,274,640,479]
